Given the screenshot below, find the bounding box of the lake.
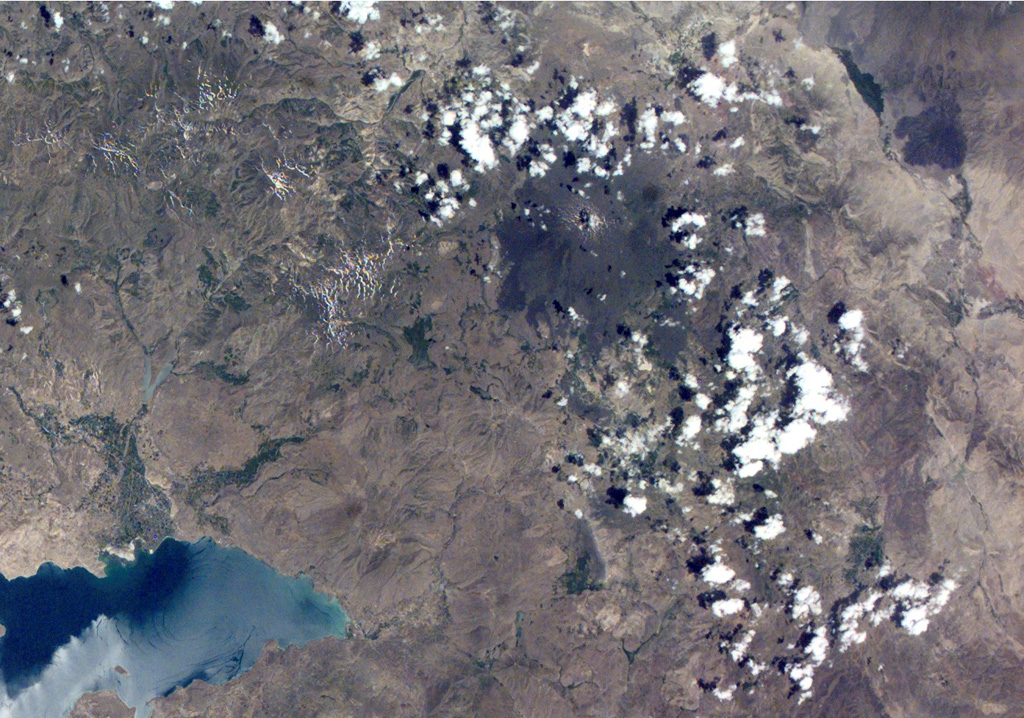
[0,538,348,717]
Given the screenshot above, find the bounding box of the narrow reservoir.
[0,538,348,717]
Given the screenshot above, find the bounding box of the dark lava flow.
[496,162,676,354]
[895,104,967,169]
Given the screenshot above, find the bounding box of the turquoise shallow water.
[0,537,348,718]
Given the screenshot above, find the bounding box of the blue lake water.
[0,538,348,717]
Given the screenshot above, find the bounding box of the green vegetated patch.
[198,247,221,295]
[115,433,174,546]
[186,436,304,532]
[667,48,704,91]
[220,291,251,312]
[470,385,494,401]
[35,287,59,312]
[384,69,423,116]
[71,413,174,548]
[403,316,434,367]
[846,524,884,583]
[560,552,602,595]
[394,415,418,439]
[944,290,968,327]
[952,174,972,219]
[197,247,251,313]
[195,360,249,386]
[71,414,124,460]
[833,48,884,118]
[316,121,363,203]
[8,387,65,444]
[183,185,221,218]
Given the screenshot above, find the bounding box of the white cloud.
[670,212,706,232]
[674,264,715,300]
[706,477,736,506]
[836,308,869,370]
[774,418,817,455]
[744,212,766,237]
[791,585,822,621]
[691,72,727,106]
[753,514,786,540]
[372,72,403,92]
[689,71,766,107]
[900,604,930,635]
[790,360,849,424]
[786,625,830,703]
[263,21,284,44]
[663,110,686,125]
[362,40,381,60]
[730,630,755,662]
[770,276,791,303]
[681,414,702,442]
[622,494,647,517]
[713,683,736,701]
[837,591,883,651]
[805,625,829,665]
[789,662,814,695]
[460,120,497,171]
[335,0,379,23]
[506,115,530,150]
[732,413,780,474]
[728,326,763,376]
[719,39,737,68]
[570,89,598,119]
[712,598,745,617]
[702,559,736,585]
[890,577,956,636]
[838,308,863,332]
[639,107,658,149]
[731,578,751,593]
